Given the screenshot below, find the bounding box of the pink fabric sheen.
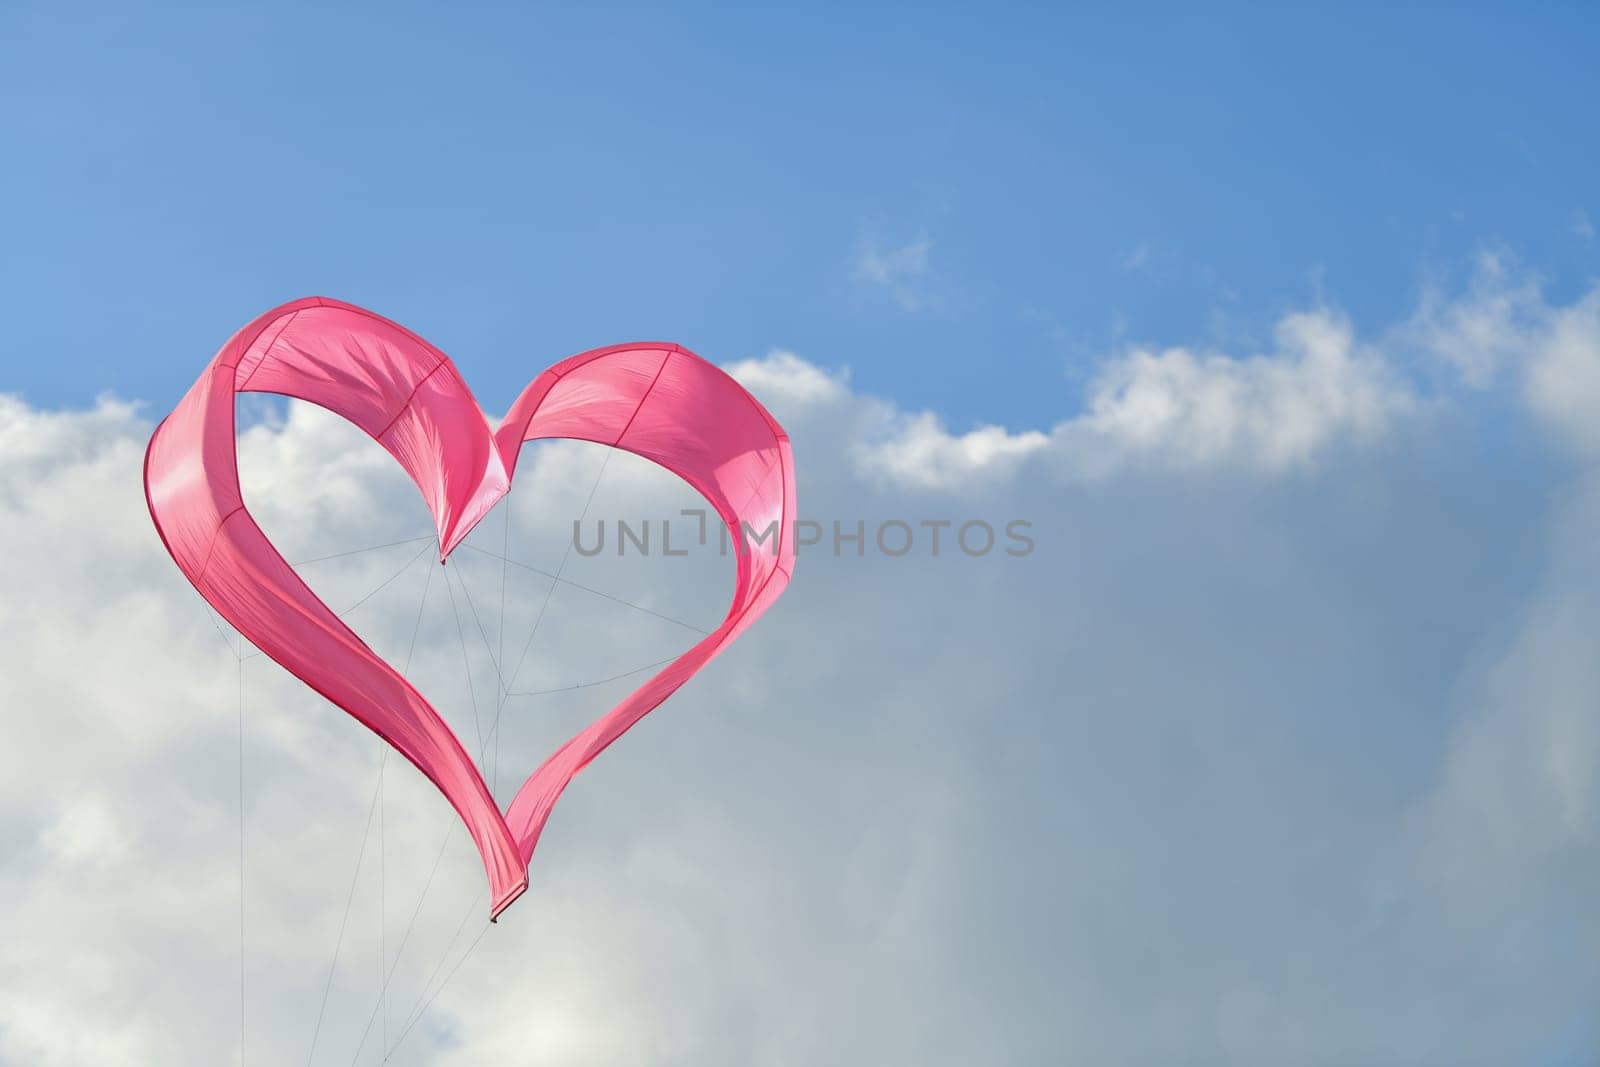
[144,297,795,919]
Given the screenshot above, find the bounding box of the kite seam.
[612,351,673,446]
[373,362,449,441]
[237,310,301,391]
[195,505,248,584]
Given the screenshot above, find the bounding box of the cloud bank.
[2,260,1600,1063]
[806,254,1600,492]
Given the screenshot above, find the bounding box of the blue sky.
[4,4,1596,426]
[8,6,1600,1064]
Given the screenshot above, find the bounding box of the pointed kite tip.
[489,876,529,922]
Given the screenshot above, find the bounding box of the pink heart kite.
[144,297,796,918]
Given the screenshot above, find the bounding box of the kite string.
[443,564,486,757]
[504,656,679,699]
[345,831,455,1065]
[388,915,492,1059]
[379,449,616,1060]
[290,534,435,566]
[497,501,510,795]
[206,518,594,1063]
[456,542,710,636]
[451,551,508,693]
[359,520,687,1062]
[387,891,486,1055]
[244,539,434,662]
[379,742,386,1056]
[480,449,613,768]
[207,605,244,659]
[347,532,514,1065]
[239,650,246,1067]
[341,555,497,1064]
[190,593,246,1061]
[303,765,383,1066]
[305,545,436,1065]
[214,489,683,1061]
[340,544,478,1065]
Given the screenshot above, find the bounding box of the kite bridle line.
[352,445,617,1063]
[145,300,797,1065]
[197,437,698,1063]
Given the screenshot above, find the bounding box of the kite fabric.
[144,297,796,918]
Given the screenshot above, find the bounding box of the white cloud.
[759,256,1600,491]
[1525,292,1600,456]
[1059,309,1411,477]
[724,350,848,407]
[853,236,935,311]
[1402,250,1547,388]
[726,351,1050,491]
[9,260,1600,1061]
[1388,252,1600,459]
[37,794,130,867]
[1408,472,1600,989]
[743,305,1412,489]
[856,409,1050,490]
